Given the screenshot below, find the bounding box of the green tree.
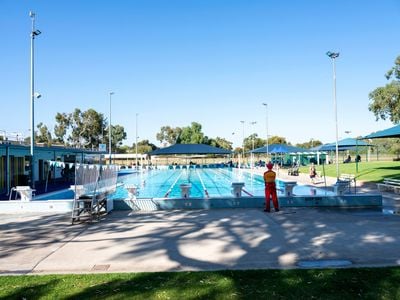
[156,126,182,145]
[208,137,233,150]
[296,139,323,149]
[53,108,125,150]
[132,139,158,154]
[36,122,52,146]
[269,135,288,145]
[54,112,71,144]
[179,122,205,144]
[107,124,127,149]
[369,55,400,123]
[243,134,265,151]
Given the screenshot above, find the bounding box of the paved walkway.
[1,206,400,274]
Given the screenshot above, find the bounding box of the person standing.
[263,162,279,212]
[309,163,317,183]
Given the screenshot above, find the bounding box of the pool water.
[36,168,332,200]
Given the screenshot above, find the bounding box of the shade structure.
[319,138,371,151]
[250,144,307,154]
[363,124,400,139]
[149,143,232,155]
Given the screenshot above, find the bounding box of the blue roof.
[363,124,400,139]
[319,138,371,151]
[250,144,307,154]
[149,143,232,155]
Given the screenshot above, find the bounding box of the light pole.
[240,120,245,158]
[135,113,138,168]
[262,103,269,162]
[30,11,41,188]
[326,51,340,180]
[108,92,114,164]
[250,121,257,169]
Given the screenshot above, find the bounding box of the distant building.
[0,142,104,195]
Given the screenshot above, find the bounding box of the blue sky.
[1,0,400,148]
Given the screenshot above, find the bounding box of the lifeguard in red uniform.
[263,162,279,212]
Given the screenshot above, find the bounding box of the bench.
[288,166,299,176]
[377,178,400,193]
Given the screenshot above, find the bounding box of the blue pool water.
[36,168,332,200]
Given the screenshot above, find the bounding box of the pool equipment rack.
[71,164,118,224]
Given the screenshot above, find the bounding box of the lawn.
[299,161,400,182]
[1,268,400,299]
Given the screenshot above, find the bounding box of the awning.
[319,138,371,151]
[149,144,232,155]
[363,124,400,139]
[250,144,307,154]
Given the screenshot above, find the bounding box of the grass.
[299,161,400,182]
[1,268,400,299]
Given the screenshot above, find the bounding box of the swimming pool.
[36,168,333,200]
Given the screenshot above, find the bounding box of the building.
[0,142,104,196]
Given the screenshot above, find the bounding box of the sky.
[1,0,400,149]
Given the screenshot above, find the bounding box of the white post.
[109,92,114,165]
[29,11,41,189]
[327,51,340,180]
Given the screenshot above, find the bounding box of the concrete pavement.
[1,172,400,275]
[1,203,400,274]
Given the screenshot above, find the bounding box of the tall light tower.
[250,121,257,169]
[262,103,269,162]
[240,120,245,157]
[135,113,139,168]
[108,92,114,164]
[326,51,340,179]
[30,11,41,188]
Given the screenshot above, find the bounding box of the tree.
[54,112,71,144]
[108,124,127,149]
[156,126,182,145]
[369,55,400,123]
[132,139,158,154]
[269,135,288,145]
[179,122,205,144]
[243,134,265,151]
[389,139,400,159]
[36,122,52,146]
[296,139,323,149]
[53,108,126,150]
[208,137,233,150]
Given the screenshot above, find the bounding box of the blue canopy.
[250,144,307,154]
[319,138,371,151]
[149,143,232,155]
[363,124,400,139]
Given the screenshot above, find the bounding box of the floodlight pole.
[262,103,269,162]
[240,120,245,159]
[30,11,41,188]
[109,92,114,164]
[327,51,340,180]
[135,113,138,168]
[250,121,257,170]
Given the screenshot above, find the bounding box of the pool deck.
[1,186,400,275]
[1,170,400,275]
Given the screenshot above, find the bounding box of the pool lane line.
[195,169,210,198]
[214,168,256,197]
[164,170,184,198]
